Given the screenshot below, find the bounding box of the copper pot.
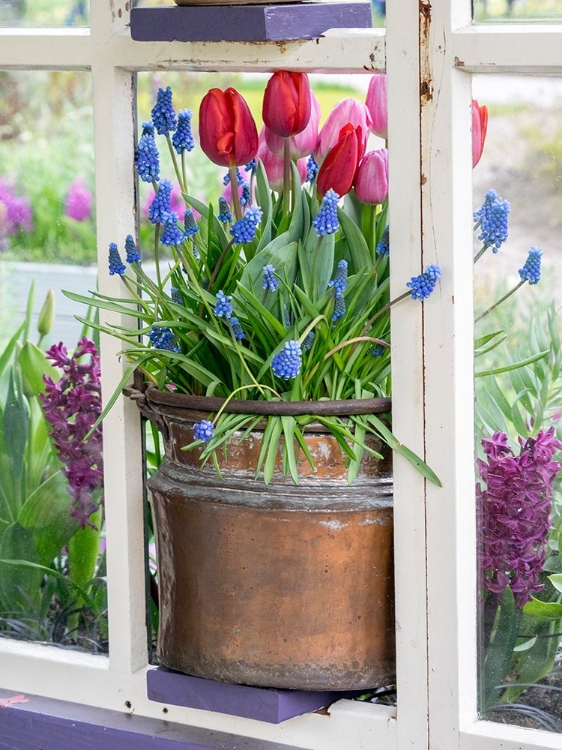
[143,388,395,690]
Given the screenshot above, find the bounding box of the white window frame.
[1,2,561,748]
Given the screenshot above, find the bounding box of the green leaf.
[0,523,42,612]
[18,471,78,567]
[523,597,562,620]
[366,415,442,487]
[17,341,59,397]
[2,367,30,508]
[281,416,299,484]
[337,205,371,271]
[475,350,549,377]
[481,586,519,709]
[547,573,562,594]
[68,503,103,592]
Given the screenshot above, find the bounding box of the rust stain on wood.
[454,56,465,67]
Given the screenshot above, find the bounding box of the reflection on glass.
[0,71,107,654]
[0,0,88,27]
[473,0,562,22]
[474,75,562,731]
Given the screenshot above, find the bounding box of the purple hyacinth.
[271,340,302,380]
[518,246,542,285]
[65,177,92,222]
[193,419,214,442]
[135,124,160,183]
[406,264,442,301]
[151,86,177,136]
[477,429,562,608]
[313,189,339,236]
[125,234,141,263]
[0,178,33,235]
[160,212,184,246]
[108,242,126,276]
[148,179,172,225]
[376,225,390,256]
[474,189,510,253]
[40,338,104,528]
[172,109,194,154]
[214,290,233,319]
[231,206,263,244]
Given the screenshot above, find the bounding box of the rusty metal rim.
[142,385,391,417]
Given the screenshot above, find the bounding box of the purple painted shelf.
[0,689,307,750]
[130,3,372,43]
[147,667,361,723]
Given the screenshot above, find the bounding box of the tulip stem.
[283,138,291,213]
[229,167,243,222]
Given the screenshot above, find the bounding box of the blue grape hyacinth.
[184,209,200,238]
[407,264,442,301]
[148,180,172,224]
[262,264,278,292]
[474,189,510,252]
[148,325,180,353]
[271,341,302,380]
[376,225,390,256]
[108,243,126,276]
[151,86,177,136]
[172,109,194,154]
[329,260,348,295]
[230,317,245,340]
[125,234,141,264]
[135,124,160,183]
[313,189,339,236]
[193,420,214,442]
[214,290,233,319]
[218,196,232,223]
[160,212,184,246]
[519,246,542,285]
[231,206,263,244]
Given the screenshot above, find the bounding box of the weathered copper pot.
[137,386,395,691]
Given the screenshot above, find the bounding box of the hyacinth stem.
[166,136,184,193]
[229,166,243,221]
[153,223,162,289]
[473,244,489,264]
[475,280,525,323]
[181,151,188,197]
[365,290,411,330]
[283,138,291,214]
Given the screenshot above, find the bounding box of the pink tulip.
[354,148,389,205]
[472,99,488,168]
[257,128,307,192]
[264,92,321,160]
[365,74,388,139]
[314,98,372,164]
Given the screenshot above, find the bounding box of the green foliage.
[0,286,107,651]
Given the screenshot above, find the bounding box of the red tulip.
[262,71,312,138]
[316,123,363,198]
[257,128,307,192]
[354,148,389,205]
[264,91,321,159]
[472,100,488,168]
[365,74,388,139]
[199,87,258,168]
[314,98,371,164]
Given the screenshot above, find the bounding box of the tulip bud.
[472,99,488,168]
[37,288,55,339]
[257,128,307,192]
[366,74,388,139]
[199,87,258,168]
[264,91,321,160]
[314,98,371,164]
[354,148,389,205]
[316,123,363,198]
[262,71,312,138]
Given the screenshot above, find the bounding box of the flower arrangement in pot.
[68,71,444,691]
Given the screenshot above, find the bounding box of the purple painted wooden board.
[0,689,307,750]
[130,3,372,43]
[147,667,360,723]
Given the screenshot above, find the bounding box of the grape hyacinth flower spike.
[313,189,339,236]
[271,340,302,380]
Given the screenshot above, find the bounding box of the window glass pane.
[474,74,562,731]
[0,0,88,28]
[473,0,562,22]
[0,71,107,654]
